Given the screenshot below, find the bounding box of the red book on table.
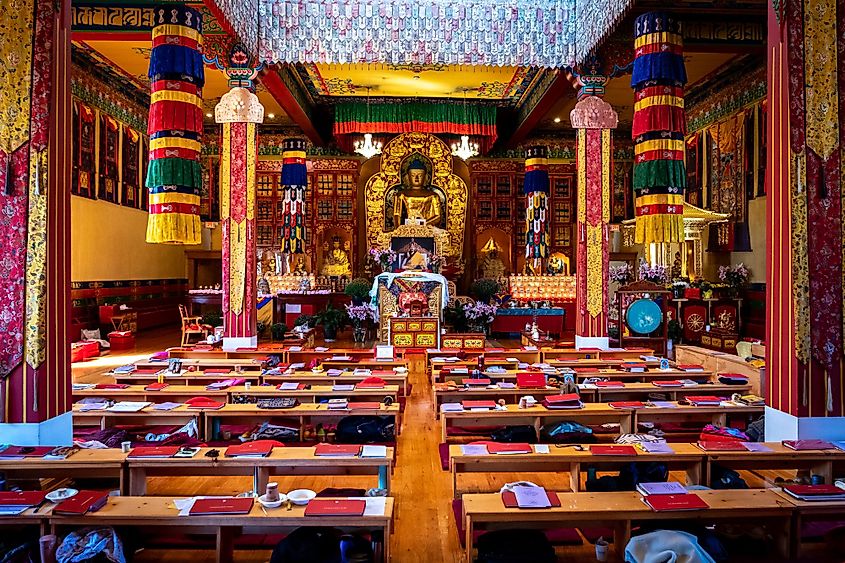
[462,378,491,386]
[609,401,645,409]
[590,445,638,456]
[225,441,275,457]
[0,491,46,507]
[305,498,366,516]
[545,393,580,404]
[783,439,834,450]
[784,484,845,497]
[501,489,561,508]
[133,368,161,375]
[644,493,709,512]
[677,364,705,371]
[53,490,109,515]
[595,381,625,388]
[203,369,233,375]
[462,400,497,409]
[190,497,254,515]
[0,446,54,458]
[356,377,386,389]
[487,442,532,454]
[516,373,546,389]
[144,382,169,391]
[95,383,130,389]
[696,441,748,451]
[314,443,362,456]
[347,402,381,410]
[128,446,179,458]
[652,380,684,387]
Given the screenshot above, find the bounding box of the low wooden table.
[263,372,409,395]
[72,404,201,431]
[705,443,845,486]
[775,488,845,559]
[112,371,263,386]
[461,489,792,562]
[448,442,705,497]
[204,403,402,442]
[127,446,394,495]
[0,449,128,493]
[49,495,394,563]
[440,403,634,443]
[73,385,229,402]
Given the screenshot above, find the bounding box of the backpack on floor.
[270,527,342,563]
[709,464,748,489]
[540,421,596,444]
[490,425,538,443]
[335,416,394,444]
[475,529,556,563]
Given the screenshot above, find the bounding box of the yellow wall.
[71,197,196,280]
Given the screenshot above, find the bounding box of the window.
[337,200,352,220]
[476,176,493,197]
[317,199,333,220]
[496,175,512,196]
[554,225,571,247]
[336,174,354,197]
[257,225,274,246]
[257,201,273,221]
[554,202,570,224]
[553,177,571,198]
[496,200,512,221]
[478,200,493,221]
[317,174,334,195]
[257,174,274,197]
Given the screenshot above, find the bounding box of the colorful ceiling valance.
[258,0,577,67]
[333,102,497,151]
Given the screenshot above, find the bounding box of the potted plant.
[464,302,498,335]
[609,263,634,286]
[271,323,288,341]
[294,314,313,330]
[444,301,470,333]
[344,277,372,305]
[313,303,348,342]
[700,280,714,300]
[345,303,377,343]
[201,310,223,329]
[668,318,682,345]
[368,247,396,273]
[718,263,750,298]
[470,278,501,304]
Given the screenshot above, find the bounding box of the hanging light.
[452,89,479,160]
[354,87,382,159]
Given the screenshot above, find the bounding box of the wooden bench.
[127,446,394,495]
[704,442,845,486]
[73,384,400,404]
[448,443,705,497]
[774,489,845,559]
[0,450,128,494]
[72,404,201,431]
[167,347,286,361]
[204,403,402,442]
[264,372,409,395]
[461,489,792,562]
[73,385,230,402]
[112,371,264,386]
[48,495,394,563]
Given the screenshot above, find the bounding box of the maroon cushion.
[451,499,581,547]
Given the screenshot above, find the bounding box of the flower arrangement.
[609,264,634,285]
[638,260,669,285]
[368,247,396,272]
[345,303,378,327]
[464,302,498,325]
[719,263,750,288]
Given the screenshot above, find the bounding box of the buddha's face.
[332,239,341,249]
[408,168,426,188]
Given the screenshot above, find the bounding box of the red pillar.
[572,96,618,345]
[216,89,264,350]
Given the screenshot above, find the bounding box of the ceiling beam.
[506,70,575,148]
[259,67,324,145]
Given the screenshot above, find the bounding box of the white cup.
[595,538,609,562]
[244,381,252,390]
[120,441,131,453]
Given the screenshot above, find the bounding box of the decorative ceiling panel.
[296,63,540,104]
[258,0,576,67]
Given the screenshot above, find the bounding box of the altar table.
[491,306,571,336]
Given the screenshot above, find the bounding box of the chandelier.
[354,87,382,159]
[451,135,479,160]
[451,89,479,160]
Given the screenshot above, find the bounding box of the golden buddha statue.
[480,237,506,279]
[321,236,352,277]
[393,158,443,228]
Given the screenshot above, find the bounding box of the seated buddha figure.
[321,236,351,277]
[392,158,444,228]
[480,237,506,280]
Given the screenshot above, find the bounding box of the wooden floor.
[71,328,825,562]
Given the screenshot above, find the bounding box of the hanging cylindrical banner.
[630,12,687,245]
[524,146,550,263]
[145,5,204,245]
[280,138,308,254]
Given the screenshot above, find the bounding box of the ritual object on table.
[144,6,204,245]
[630,11,687,244]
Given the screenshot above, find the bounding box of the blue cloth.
[148,45,205,85]
[495,308,565,317]
[631,53,687,89]
[56,527,126,563]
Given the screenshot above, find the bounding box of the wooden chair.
[179,304,211,346]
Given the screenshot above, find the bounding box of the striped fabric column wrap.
[145,5,204,245]
[280,138,308,255]
[630,12,687,244]
[523,146,550,265]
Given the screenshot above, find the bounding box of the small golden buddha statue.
[480,237,506,280]
[393,159,443,228]
[321,236,352,277]
[292,255,307,275]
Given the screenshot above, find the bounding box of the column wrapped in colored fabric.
[630,12,687,245]
[524,146,550,262]
[145,4,204,245]
[280,138,308,254]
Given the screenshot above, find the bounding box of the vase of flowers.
[345,303,377,343]
[464,302,498,335]
[368,247,397,273]
[638,260,669,285]
[609,264,634,286]
[718,263,750,298]
[671,279,689,299]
